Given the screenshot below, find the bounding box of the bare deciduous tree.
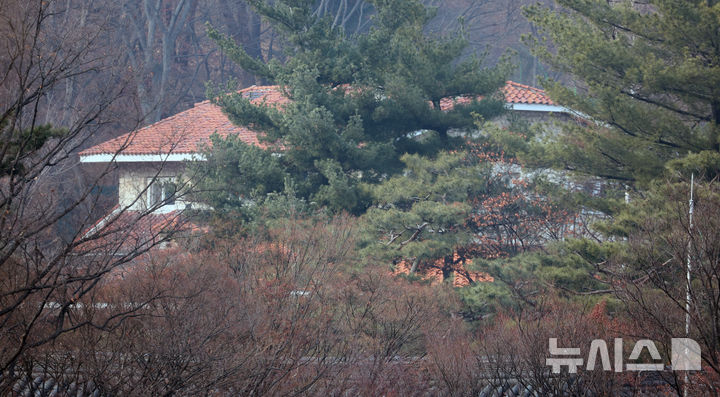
[616,177,720,395]
[0,0,188,392]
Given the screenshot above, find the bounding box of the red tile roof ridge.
[135,101,214,133]
[505,81,551,96]
[81,204,121,238]
[191,85,285,106]
[506,80,541,90]
[240,84,281,91]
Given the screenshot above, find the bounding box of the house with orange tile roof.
[440,81,564,112]
[79,85,288,215]
[79,82,572,236]
[500,81,578,126]
[440,81,575,131]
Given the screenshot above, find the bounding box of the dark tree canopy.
[520,0,720,184]
[453,1,720,319]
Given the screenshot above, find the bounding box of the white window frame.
[147,177,178,210]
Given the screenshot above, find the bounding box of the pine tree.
[192,134,287,211]
[359,151,486,279]
[206,0,512,213]
[520,0,720,184]
[359,139,580,289]
[467,0,720,318]
[0,123,66,176]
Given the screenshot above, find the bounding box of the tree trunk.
[409,257,419,274]
[712,100,720,152]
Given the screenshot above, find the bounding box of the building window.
[147,178,177,207]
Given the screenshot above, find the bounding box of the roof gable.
[79,86,287,158]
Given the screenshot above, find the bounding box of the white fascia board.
[507,103,591,120]
[80,153,206,163]
[506,103,570,113]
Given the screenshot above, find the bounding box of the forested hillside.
[8,1,552,136]
[2,0,719,395]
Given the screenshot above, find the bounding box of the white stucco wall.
[117,162,187,211]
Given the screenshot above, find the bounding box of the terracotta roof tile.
[79,86,289,157]
[78,208,203,254]
[440,80,555,110]
[81,82,554,157]
[394,257,493,287]
[502,80,555,105]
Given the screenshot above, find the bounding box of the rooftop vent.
[243,91,265,100]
